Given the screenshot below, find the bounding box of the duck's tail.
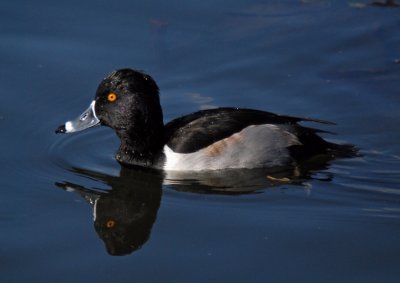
[325,142,360,159]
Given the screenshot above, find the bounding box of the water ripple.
[47,128,120,177]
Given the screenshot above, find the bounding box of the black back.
[165,107,333,154]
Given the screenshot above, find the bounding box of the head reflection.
[56,167,163,256]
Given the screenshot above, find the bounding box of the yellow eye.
[107,93,118,102]
[106,220,115,228]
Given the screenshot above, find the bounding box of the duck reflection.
[164,153,342,193]
[55,152,354,256]
[56,167,163,256]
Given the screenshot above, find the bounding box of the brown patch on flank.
[204,132,244,157]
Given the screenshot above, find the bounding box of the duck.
[56,68,354,171]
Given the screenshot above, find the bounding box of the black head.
[55,68,165,167]
[94,69,165,165]
[94,68,163,133]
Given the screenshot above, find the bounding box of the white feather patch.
[163,124,300,171]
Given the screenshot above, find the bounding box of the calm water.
[2,0,400,282]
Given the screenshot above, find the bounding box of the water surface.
[1,0,400,282]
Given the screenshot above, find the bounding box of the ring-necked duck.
[56,68,354,171]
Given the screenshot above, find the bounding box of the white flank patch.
[163,124,300,171]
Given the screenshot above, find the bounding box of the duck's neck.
[115,124,165,168]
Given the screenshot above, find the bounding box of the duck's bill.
[55,100,100,134]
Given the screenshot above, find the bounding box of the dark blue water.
[2,0,400,282]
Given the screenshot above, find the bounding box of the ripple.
[47,127,120,177]
[333,150,400,193]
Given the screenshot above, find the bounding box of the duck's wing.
[164,107,334,154]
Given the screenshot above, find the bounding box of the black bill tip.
[55,125,66,134]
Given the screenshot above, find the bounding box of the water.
[2,0,400,282]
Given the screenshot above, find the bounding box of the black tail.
[325,142,359,159]
[288,124,358,161]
